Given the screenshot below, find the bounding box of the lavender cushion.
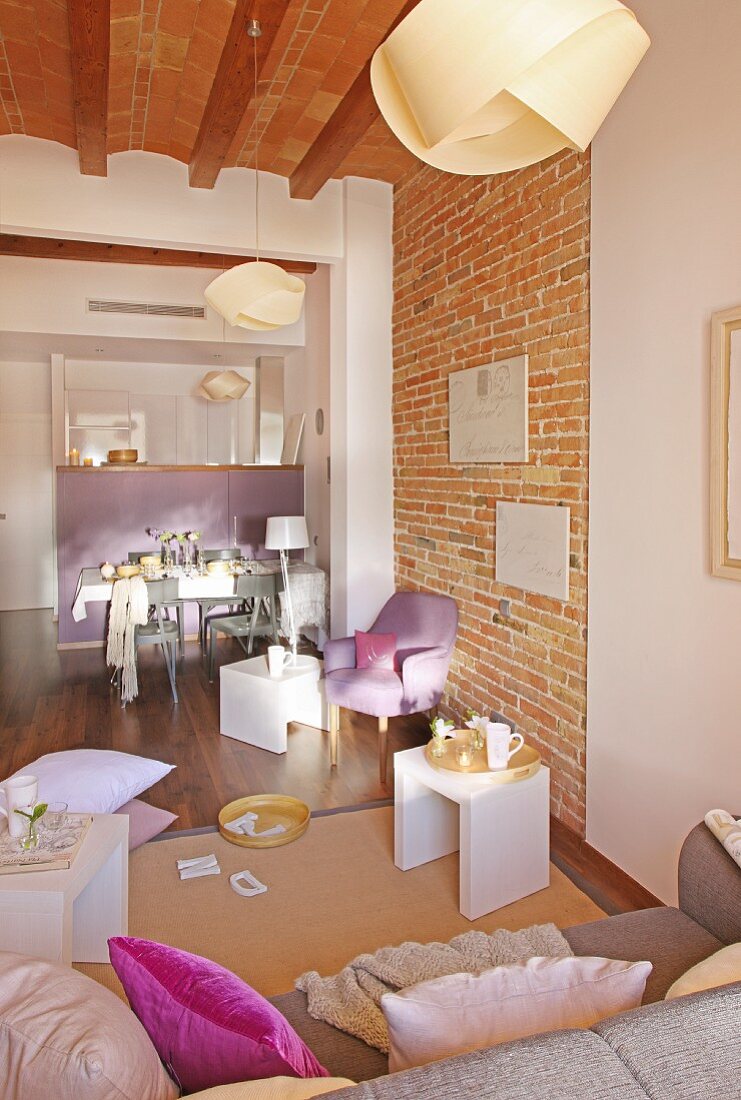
[114,799,178,850]
[108,938,328,1094]
[355,630,397,672]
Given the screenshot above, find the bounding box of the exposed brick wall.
[392,150,590,835]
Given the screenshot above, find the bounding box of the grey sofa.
[270,820,741,1096]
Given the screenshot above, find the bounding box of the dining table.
[72,561,329,644]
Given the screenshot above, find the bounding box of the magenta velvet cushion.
[355,630,398,672]
[108,937,328,1095]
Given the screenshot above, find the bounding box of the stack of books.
[0,814,92,875]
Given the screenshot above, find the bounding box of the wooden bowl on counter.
[116,564,141,578]
[108,449,138,464]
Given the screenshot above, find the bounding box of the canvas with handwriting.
[449,356,528,463]
[495,502,570,600]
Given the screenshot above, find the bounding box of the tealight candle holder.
[455,744,473,768]
[83,457,93,467]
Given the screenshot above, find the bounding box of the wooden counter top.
[58,464,303,472]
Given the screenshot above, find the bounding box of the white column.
[50,353,66,617]
[330,178,394,635]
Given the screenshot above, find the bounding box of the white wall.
[0,137,342,260]
[285,266,331,572]
[63,359,256,464]
[0,256,305,348]
[0,361,53,609]
[588,0,741,902]
[330,179,394,635]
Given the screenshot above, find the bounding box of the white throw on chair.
[106,577,179,704]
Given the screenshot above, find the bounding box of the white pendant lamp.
[205,261,305,331]
[370,0,650,176]
[205,20,305,330]
[199,370,251,401]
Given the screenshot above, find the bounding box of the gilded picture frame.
[710,304,741,578]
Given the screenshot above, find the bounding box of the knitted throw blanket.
[295,922,572,1052]
[106,576,149,704]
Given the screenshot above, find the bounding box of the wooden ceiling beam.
[67,0,110,176]
[289,0,420,201]
[188,0,289,190]
[0,235,317,275]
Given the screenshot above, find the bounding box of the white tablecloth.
[72,562,329,637]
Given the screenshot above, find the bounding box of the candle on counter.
[68,448,80,466]
[83,457,93,467]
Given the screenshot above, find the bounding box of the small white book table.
[394,746,550,921]
[0,814,128,964]
[220,654,329,753]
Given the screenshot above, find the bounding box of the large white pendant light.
[370,0,650,175]
[205,19,305,330]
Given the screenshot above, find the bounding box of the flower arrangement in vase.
[14,802,47,851]
[429,715,455,757]
[464,710,489,753]
[147,528,176,569]
[187,530,202,572]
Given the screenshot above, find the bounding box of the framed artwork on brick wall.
[449,355,528,463]
[495,501,570,601]
[711,305,741,579]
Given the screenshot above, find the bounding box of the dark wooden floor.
[0,609,430,831]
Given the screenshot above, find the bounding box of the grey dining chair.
[134,578,180,703]
[127,551,184,658]
[196,548,245,651]
[206,572,284,682]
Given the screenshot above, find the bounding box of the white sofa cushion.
[382,955,652,1072]
[186,1079,356,1099]
[665,943,741,1000]
[0,950,177,1100]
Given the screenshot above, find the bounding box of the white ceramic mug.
[1,775,39,838]
[267,646,291,679]
[486,724,524,771]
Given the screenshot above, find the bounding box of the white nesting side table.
[394,746,550,921]
[0,814,128,964]
[220,654,329,753]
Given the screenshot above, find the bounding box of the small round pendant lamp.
[370,0,650,176]
[205,19,306,330]
[199,370,251,401]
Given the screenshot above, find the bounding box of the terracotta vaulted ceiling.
[0,0,419,198]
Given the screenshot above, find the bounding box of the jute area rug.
[77,807,604,1001]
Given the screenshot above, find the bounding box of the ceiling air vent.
[87,298,206,319]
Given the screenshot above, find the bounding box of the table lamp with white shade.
[264,515,309,662]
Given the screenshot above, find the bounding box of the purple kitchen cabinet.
[227,469,304,557]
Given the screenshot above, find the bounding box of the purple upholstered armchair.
[323,591,458,784]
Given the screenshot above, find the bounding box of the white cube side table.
[394,746,550,921]
[0,814,129,964]
[220,654,329,754]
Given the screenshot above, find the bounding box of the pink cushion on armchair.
[355,630,398,671]
[108,937,328,1095]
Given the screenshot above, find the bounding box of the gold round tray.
[424,731,541,783]
[218,795,310,848]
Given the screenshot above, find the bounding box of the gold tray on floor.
[424,731,541,783]
[218,795,310,848]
